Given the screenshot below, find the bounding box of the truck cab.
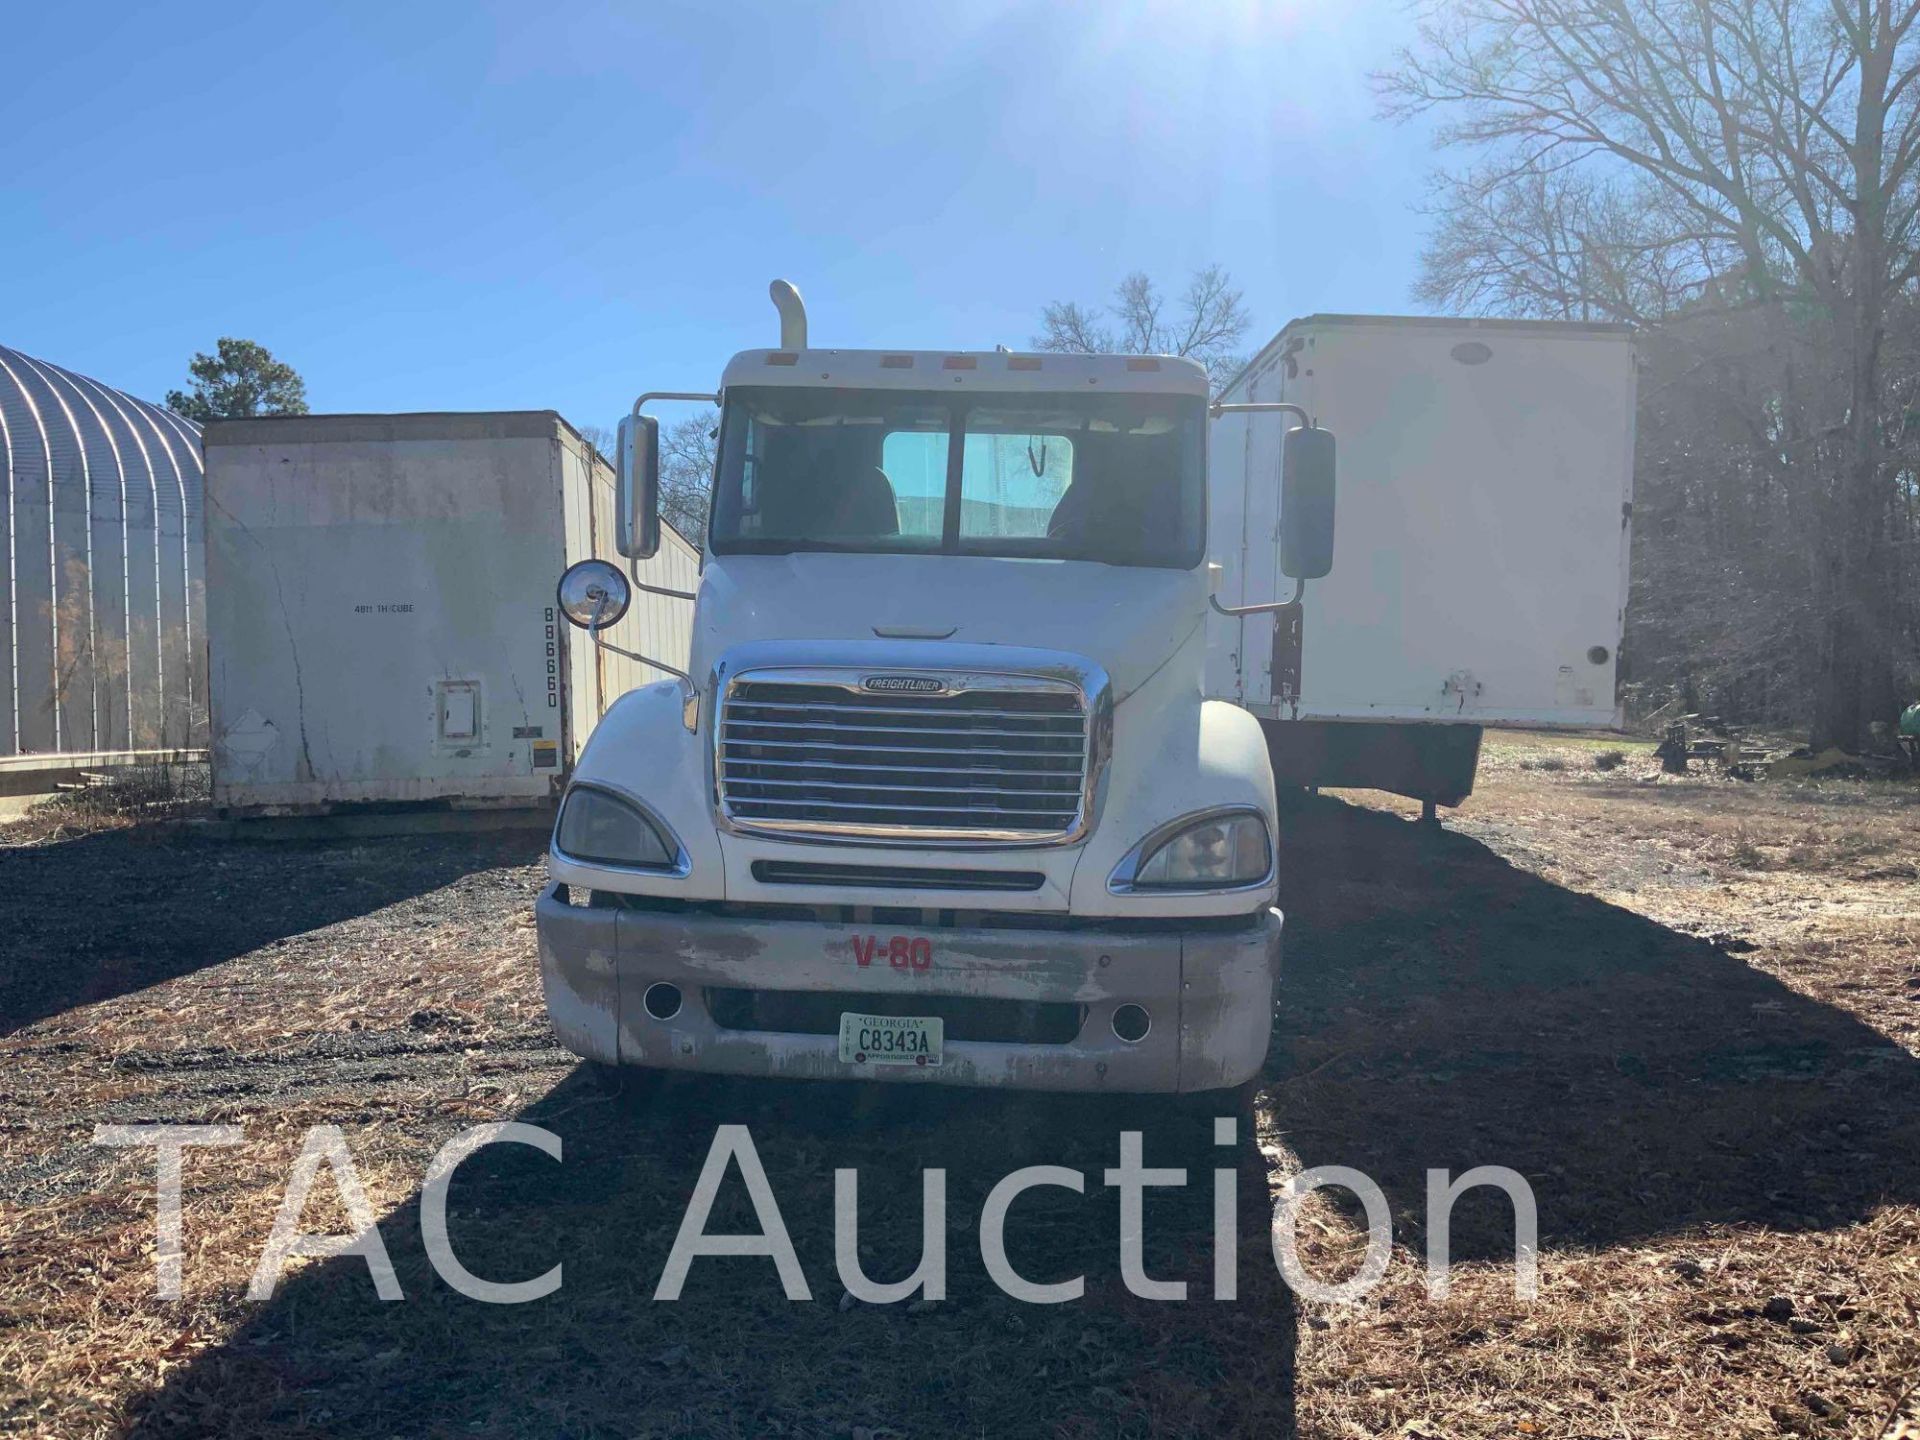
[536,289,1330,1093]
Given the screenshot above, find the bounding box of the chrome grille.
[719,674,1089,841]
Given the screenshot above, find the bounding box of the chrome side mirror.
[556,558,633,632]
[616,414,661,560]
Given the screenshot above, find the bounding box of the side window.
[957,431,1073,539]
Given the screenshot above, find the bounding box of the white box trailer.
[1205,314,1636,808]
[203,411,699,815]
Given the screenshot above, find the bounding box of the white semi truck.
[535,283,1332,1094]
[535,289,1633,1093]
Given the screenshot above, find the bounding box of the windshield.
[708,386,1206,568]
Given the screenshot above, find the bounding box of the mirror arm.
[633,578,698,601]
[624,391,720,573]
[1208,402,1327,608]
[1209,576,1305,618]
[1209,400,1312,425]
[630,390,720,417]
[586,614,692,681]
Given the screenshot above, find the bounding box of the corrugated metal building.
[0,345,206,770]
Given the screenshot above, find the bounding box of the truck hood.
[691,552,1208,704]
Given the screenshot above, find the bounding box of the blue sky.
[2,0,1434,432]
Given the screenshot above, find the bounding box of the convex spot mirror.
[1280,425,1336,580]
[616,413,661,560]
[557,558,632,630]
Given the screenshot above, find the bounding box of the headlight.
[554,785,679,869]
[1113,810,1271,892]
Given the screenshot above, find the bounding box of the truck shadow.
[1269,792,1920,1260]
[127,1075,1295,1438]
[117,791,1918,1436]
[0,828,545,1036]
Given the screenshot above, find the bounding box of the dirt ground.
[2,732,1917,1438]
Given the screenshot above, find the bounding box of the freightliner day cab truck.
[536,282,1335,1094]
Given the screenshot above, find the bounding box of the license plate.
[839,1013,943,1067]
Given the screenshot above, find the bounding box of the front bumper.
[535,884,1281,1093]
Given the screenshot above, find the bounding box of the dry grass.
[1280,730,1920,1438]
[1,734,1917,1436]
[1,763,209,847]
[1275,1210,1920,1438]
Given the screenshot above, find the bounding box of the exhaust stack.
[770,279,808,350]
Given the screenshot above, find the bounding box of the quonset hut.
[0,345,206,779]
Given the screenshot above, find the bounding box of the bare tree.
[1413,166,1728,321]
[1034,264,1253,387]
[1381,0,1920,749]
[658,410,719,545]
[578,413,719,549]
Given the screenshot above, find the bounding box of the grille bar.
[725,779,1082,802]
[725,720,1082,741]
[732,796,1072,817]
[722,756,1085,780]
[729,700,1082,723]
[720,672,1091,841]
[729,682,1075,710]
[722,738,1084,762]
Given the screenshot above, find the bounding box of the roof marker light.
[880,354,914,369]
[1007,356,1042,371]
[1126,357,1162,372]
[766,353,799,366]
[942,355,977,370]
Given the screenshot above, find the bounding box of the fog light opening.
[1111,1004,1151,1044]
[643,982,683,1022]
